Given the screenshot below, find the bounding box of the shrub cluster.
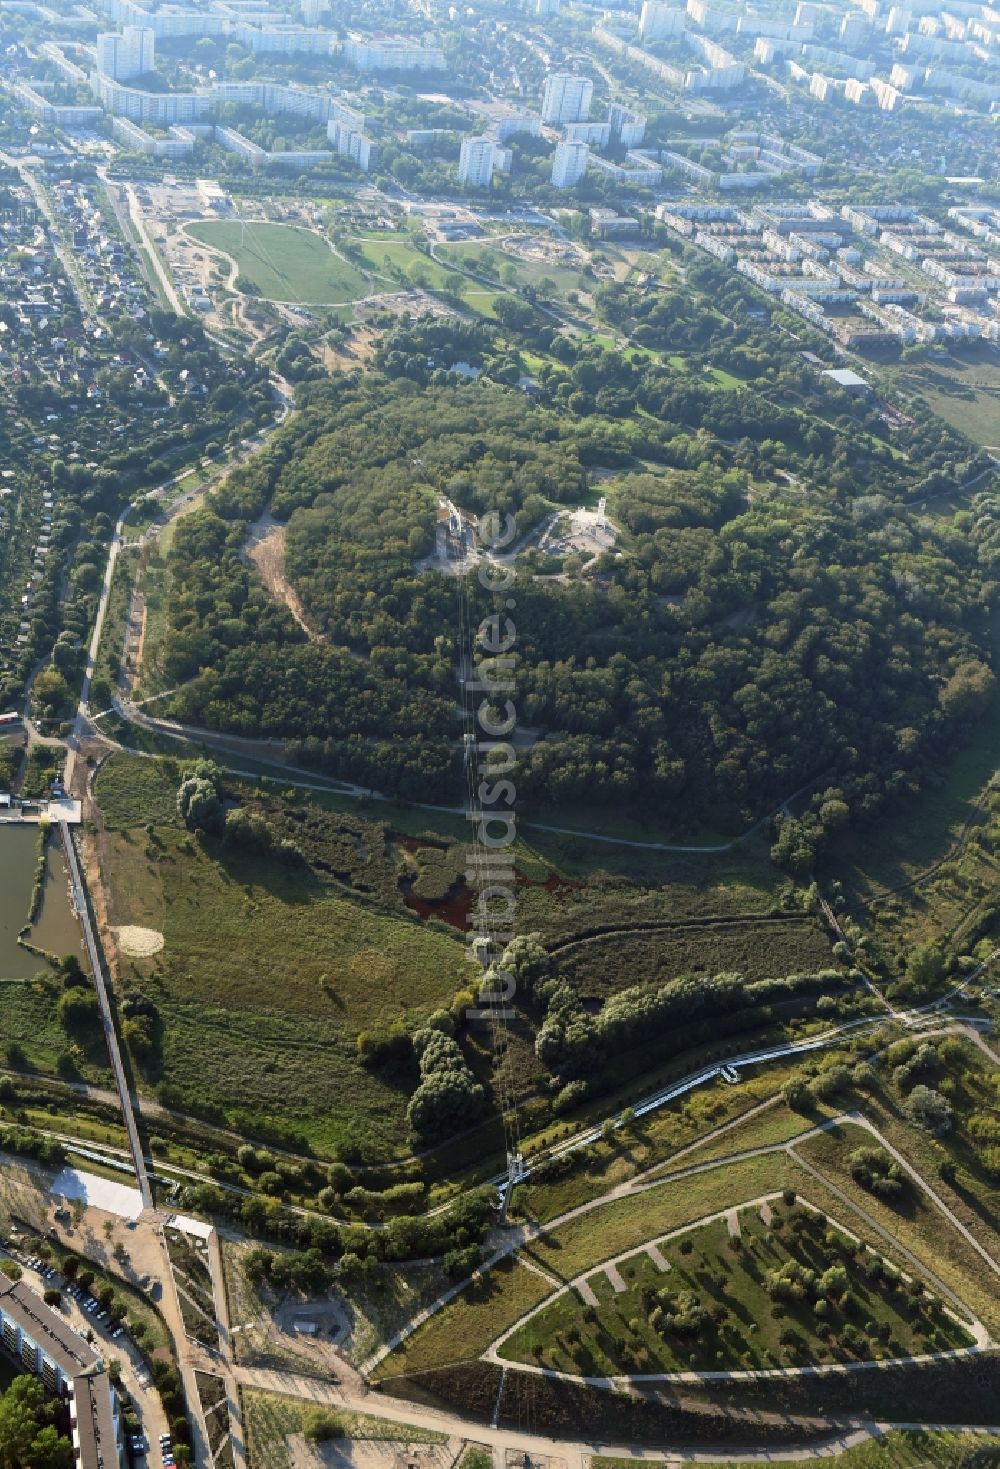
[406,1028,486,1142]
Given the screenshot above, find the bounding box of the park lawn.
[791,1123,999,1335]
[95,752,182,829]
[99,824,469,1157]
[598,1428,1000,1469]
[187,222,369,304]
[242,1390,445,1469]
[527,1152,800,1281]
[352,237,462,291]
[439,242,590,303]
[883,348,1000,447]
[371,1256,553,1382]
[501,1201,973,1377]
[459,289,503,319]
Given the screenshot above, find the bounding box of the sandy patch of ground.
[244,515,324,642]
[114,925,165,958]
[290,1435,457,1469]
[321,325,377,373]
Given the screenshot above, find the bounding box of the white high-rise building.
[327,119,377,171]
[118,23,153,76]
[540,72,593,124]
[639,1,685,39]
[839,11,868,43]
[95,33,118,75]
[551,139,588,187]
[608,102,647,147]
[457,135,501,188]
[96,24,154,79]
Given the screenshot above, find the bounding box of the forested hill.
[154,372,999,855]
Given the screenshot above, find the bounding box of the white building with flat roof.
[327,119,377,171]
[113,115,194,154]
[343,34,445,71]
[551,139,589,187]
[564,120,612,145]
[95,23,153,78]
[639,0,685,38]
[541,72,593,124]
[236,23,334,52]
[609,101,646,146]
[457,135,507,188]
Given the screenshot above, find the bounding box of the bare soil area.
[290,1436,457,1469]
[245,516,324,643]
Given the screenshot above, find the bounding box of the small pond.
[0,825,82,978]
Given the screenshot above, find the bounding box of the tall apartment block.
[551,139,589,187]
[95,24,154,79]
[540,72,593,124]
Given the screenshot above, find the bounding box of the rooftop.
[0,1275,98,1378]
[822,367,871,389]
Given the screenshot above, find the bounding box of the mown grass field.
[644,1097,835,1176]
[187,222,369,304]
[376,1154,822,1383]
[352,235,462,291]
[517,1057,848,1225]
[502,1201,972,1375]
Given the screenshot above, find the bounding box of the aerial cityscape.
[0,0,998,1463]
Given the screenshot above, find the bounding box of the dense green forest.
[151,358,998,853]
